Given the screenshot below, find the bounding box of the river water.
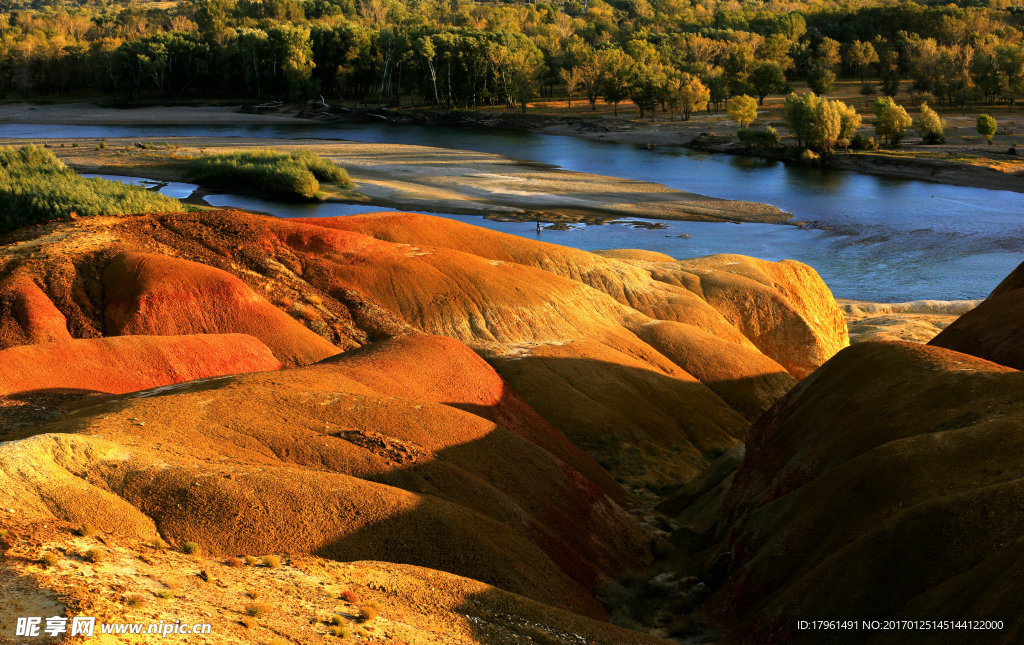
[11,121,1024,301]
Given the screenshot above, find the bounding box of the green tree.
[995,44,1024,108]
[783,91,816,148]
[873,96,912,146]
[817,37,841,71]
[599,49,631,116]
[976,114,997,143]
[879,49,901,97]
[727,94,757,127]
[783,92,859,153]
[750,62,786,105]
[845,40,879,83]
[916,103,945,144]
[806,59,835,95]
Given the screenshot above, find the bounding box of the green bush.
[0,145,182,234]
[799,148,820,164]
[737,127,781,152]
[850,133,878,150]
[185,149,354,201]
[977,114,997,144]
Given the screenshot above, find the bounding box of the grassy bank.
[185,149,354,201]
[0,145,182,233]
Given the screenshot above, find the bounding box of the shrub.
[74,523,95,537]
[329,615,345,626]
[339,590,359,603]
[156,589,175,600]
[850,133,878,150]
[125,594,146,607]
[357,603,381,622]
[180,541,200,555]
[0,145,181,233]
[977,114,997,144]
[83,548,103,563]
[329,625,352,637]
[244,603,270,617]
[799,149,820,164]
[243,555,258,566]
[185,149,353,202]
[225,556,242,567]
[39,552,59,568]
[736,127,780,152]
[262,555,282,568]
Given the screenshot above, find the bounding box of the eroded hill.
[0,209,849,643]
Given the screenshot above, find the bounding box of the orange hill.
[0,210,847,492]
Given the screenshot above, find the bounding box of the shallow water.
[37,121,1024,301]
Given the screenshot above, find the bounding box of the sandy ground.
[839,298,979,344]
[0,132,790,224]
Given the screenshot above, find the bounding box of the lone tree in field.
[977,114,997,144]
[872,96,912,146]
[728,94,758,127]
[916,103,946,144]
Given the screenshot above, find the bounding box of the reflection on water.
[13,121,1023,301]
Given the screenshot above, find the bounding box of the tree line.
[1,0,1022,114]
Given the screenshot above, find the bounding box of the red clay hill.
[0,210,847,491]
[0,208,851,642]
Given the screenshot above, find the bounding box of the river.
[9,121,1024,302]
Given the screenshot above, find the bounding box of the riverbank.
[346,107,1024,194]
[0,132,789,224]
[2,102,1022,194]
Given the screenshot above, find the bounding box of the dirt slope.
[0,518,670,645]
[703,341,1024,644]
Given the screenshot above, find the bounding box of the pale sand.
[0,134,791,224]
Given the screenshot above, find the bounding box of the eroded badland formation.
[0,208,1020,644]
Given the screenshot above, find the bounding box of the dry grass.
[244,602,271,617]
[39,552,59,568]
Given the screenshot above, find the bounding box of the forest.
[1,0,1023,119]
